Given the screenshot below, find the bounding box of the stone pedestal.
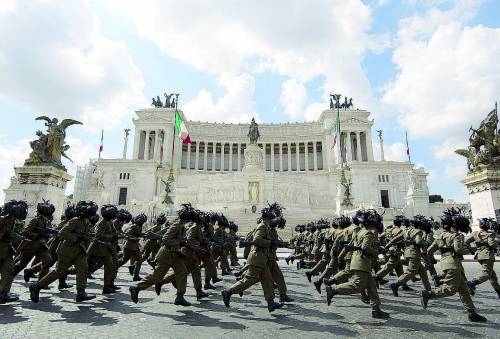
[462,166,500,222]
[3,166,72,222]
[243,144,264,209]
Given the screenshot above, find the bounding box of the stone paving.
[1,260,499,338]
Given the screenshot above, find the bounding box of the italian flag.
[331,110,340,149]
[175,110,191,144]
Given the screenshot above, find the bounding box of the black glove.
[238,240,253,248]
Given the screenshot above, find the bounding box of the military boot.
[285,255,292,265]
[133,273,142,282]
[155,282,163,296]
[204,280,216,290]
[305,271,313,283]
[23,268,36,283]
[128,265,134,276]
[76,290,95,302]
[102,286,117,295]
[389,282,400,297]
[58,276,72,290]
[468,309,487,322]
[196,290,209,300]
[221,289,232,308]
[174,294,191,306]
[371,305,390,319]
[129,286,139,303]
[401,284,413,291]
[326,285,337,306]
[29,283,41,303]
[0,292,19,304]
[324,277,337,286]
[360,290,370,304]
[266,298,284,312]
[212,277,223,284]
[313,279,323,294]
[420,289,435,309]
[466,280,479,296]
[110,283,121,291]
[279,294,294,302]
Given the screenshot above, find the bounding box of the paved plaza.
[1,260,499,339]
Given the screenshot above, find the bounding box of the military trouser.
[0,256,14,292]
[228,245,238,265]
[474,259,500,290]
[397,256,431,290]
[31,249,57,274]
[38,253,88,291]
[137,251,187,295]
[162,256,202,291]
[213,247,230,272]
[200,251,217,282]
[333,260,351,284]
[229,264,274,300]
[318,255,339,281]
[14,249,52,280]
[269,259,287,294]
[376,255,404,279]
[432,268,475,310]
[141,241,160,262]
[310,253,329,275]
[118,248,142,276]
[423,253,438,277]
[336,270,380,306]
[88,253,114,286]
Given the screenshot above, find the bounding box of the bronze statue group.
[0,200,498,324]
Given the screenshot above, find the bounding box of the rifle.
[39,228,60,240]
[271,239,291,249]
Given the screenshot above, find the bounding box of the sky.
[0,0,499,203]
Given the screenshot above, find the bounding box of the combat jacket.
[243,228,257,259]
[349,228,379,273]
[160,221,186,253]
[48,220,68,253]
[123,223,143,252]
[87,219,115,257]
[466,230,497,261]
[320,228,335,255]
[402,227,424,259]
[342,224,361,260]
[269,227,281,261]
[0,216,16,259]
[385,225,404,256]
[184,222,205,259]
[246,222,272,268]
[18,216,51,253]
[56,217,92,259]
[427,230,469,271]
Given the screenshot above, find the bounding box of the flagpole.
[405,130,411,163]
[98,129,103,160]
[170,94,179,169]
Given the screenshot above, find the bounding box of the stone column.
[287,142,292,171]
[237,143,241,171]
[279,143,283,171]
[203,142,208,170]
[144,130,150,160]
[186,141,191,169]
[345,131,352,162]
[162,130,169,165]
[229,143,233,171]
[220,143,224,171]
[132,129,140,159]
[356,131,362,162]
[270,143,275,171]
[262,143,266,170]
[195,141,200,170]
[305,142,309,171]
[154,129,161,160]
[123,129,130,159]
[366,129,374,161]
[313,141,318,170]
[212,142,216,171]
[296,143,300,170]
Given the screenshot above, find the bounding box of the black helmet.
[217,213,229,228]
[64,205,76,221]
[116,209,132,223]
[37,200,55,218]
[393,215,405,227]
[4,200,28,220]
[89,214,100,226]
[132,213,147,225]
[155,213,167,226]
[178,203,195,221]
[101,204,118,221]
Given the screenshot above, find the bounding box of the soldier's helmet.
[477,218,489,230]
[89,213,100,226]
[64,205,76,221]
[4,200,29,220]
[86,201,99,218]
[178,203,195,221]
[101,204,118,221]
[37,200,55,218]
[116,209,132,224]
[132,213,148,225]
[155,213,167,226]
[271,215,286,229]
[393,215,405,227]
[352,210,363,225]
[217,213,229,228]
[261,205,277,220]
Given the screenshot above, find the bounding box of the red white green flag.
[175,110,191,144]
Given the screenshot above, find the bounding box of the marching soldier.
[87,204,119,294]
[129,204,192,306]
[421,210,487,322]
[326,210,390,319]
[140,214,167,269]
[465,218,500,298]
[0,200,28,304]
[117,213,147,281]
[227,221,240,267]
[30,201,98,303]
[221,205,284,312]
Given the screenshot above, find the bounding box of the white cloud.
[105,0,385,121]
[0,138,31,203]
[373,141,409,162]
[183,73,258,123]
[280,79,307,120]
[0,0,146,131]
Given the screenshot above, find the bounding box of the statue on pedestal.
[25,116,82,171]
[455,103,499,171]
[248,118,260,144]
